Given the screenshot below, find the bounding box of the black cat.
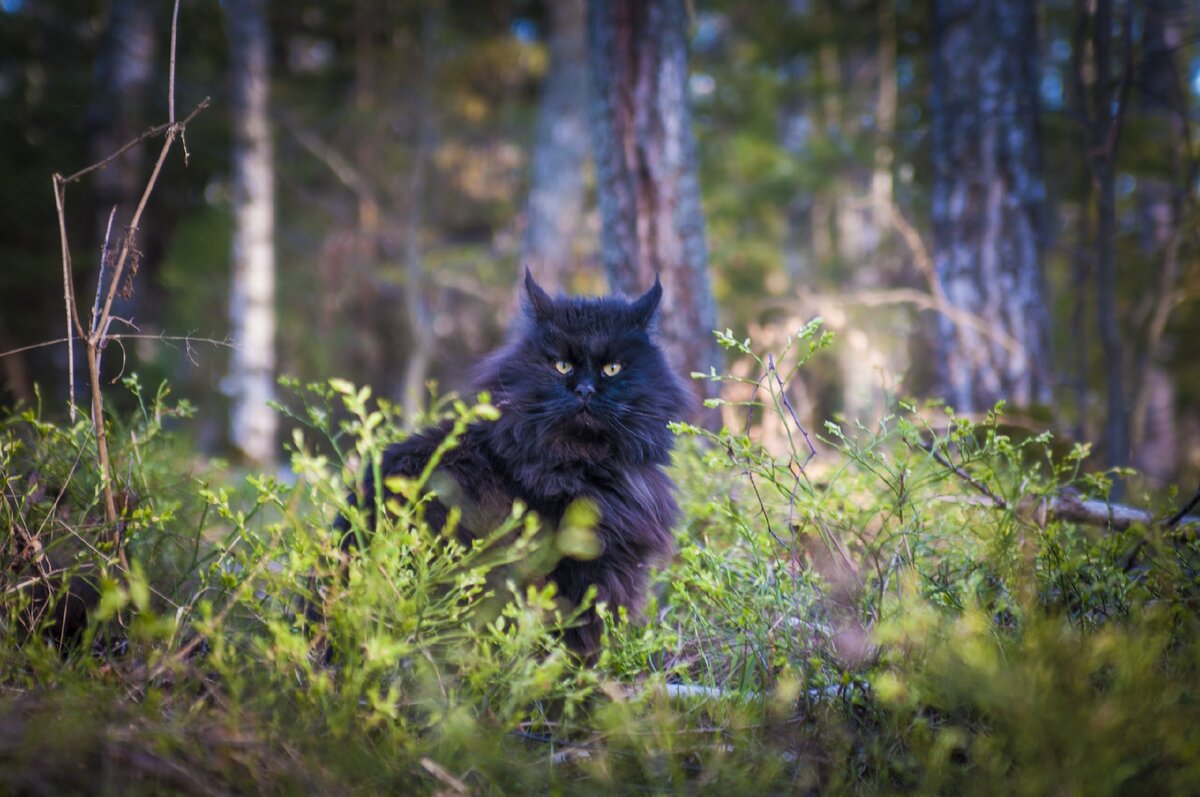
[338,271,692,656]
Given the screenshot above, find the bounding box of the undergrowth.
[2,327,1199,795]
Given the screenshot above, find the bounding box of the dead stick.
[53,62,209,569]
[52,178,85,422]
[915,438,1007,509]
[92,207,117,333]
[91,131,176,344]
[0,332,234,361]
[57,98,209,187]
[169,0,180,124]
[1166,486,1200,529]
[84,129,180,573]
[918,437,1200,532]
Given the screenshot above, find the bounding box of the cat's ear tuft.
[631,274,663,329]
[523,267,554,321]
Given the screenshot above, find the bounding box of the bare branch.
[278,108,376,204]
[1166,486,1200,529]
[50,0,209,572]
[886,202,1025,358]
[419,758,468,795]
[91,135,174,352]
[913,438,1007,510]
[91,207,117,336]
[58,99,209,188]
[1038,492,1158,531]
[775,285,1025,357]
[920,435,1200,533]
[169,0,180,124]
[52,176,81,422]
[0,332,234,361]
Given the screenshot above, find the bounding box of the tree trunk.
[1129,0,1186,485]
[521,0,590,293]
[1079,0,1132,481]
[586,0,720,414]
[930,0,1051,415]
[227,0,277,465]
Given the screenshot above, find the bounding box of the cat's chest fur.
[348,271,692,656]
[390,423,674,551]
[374,420,678,656]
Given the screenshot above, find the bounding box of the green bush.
[2,328,1199,794]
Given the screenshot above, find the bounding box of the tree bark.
[227,0,277,465]
[1129,0,1188,486]
[1067,3,1094,445]
[521,0,590,293]
[587,0,720,414]
[930,0,1051,415]
[1076,0,1134,482]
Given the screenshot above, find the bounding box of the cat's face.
[474,272,690,467]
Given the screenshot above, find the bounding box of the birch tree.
[930,0,1051,414]
[227,0,277,465]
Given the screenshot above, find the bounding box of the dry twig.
[52,0,208,573]
[918,436,1200,533]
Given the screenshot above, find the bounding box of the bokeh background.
[1,0,1198,488]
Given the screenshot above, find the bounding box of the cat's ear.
[631,275,663,329]
[523,267,554,321]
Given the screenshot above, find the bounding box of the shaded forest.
[3,1,1200,794]
[1,0,1197,486]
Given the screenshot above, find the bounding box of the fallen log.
[915,438,1200,532]
[1032,491,1199,532]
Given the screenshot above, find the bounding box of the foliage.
[4,1,1198,482]
[3,330,1200,794]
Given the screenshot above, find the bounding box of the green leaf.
[557,498,602,560]
[328,377,355,395]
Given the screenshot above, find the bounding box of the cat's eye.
[554,360,574,375]
[601,362,622,377]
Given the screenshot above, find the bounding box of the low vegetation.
[3,329,1199,795]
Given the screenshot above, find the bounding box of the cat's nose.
[575,381,596,403]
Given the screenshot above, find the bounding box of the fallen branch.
[1030,491,1197,532]
[1166,486,1200,528]
[917,438,1200,532]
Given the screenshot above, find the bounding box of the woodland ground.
[3,329,1200,795]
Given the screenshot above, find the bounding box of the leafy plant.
[2,329,1199,794]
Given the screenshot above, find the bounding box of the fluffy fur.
[341,272,691,656]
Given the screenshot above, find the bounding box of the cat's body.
[340,272,691,656]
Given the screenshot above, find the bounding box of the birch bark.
[227,0,277,465]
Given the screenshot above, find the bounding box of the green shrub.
[2,328,1199,794]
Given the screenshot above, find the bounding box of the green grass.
[3,330,1200,795]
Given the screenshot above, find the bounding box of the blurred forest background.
[1,0,1198,490]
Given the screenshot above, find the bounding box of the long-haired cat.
[339,271,691,656]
